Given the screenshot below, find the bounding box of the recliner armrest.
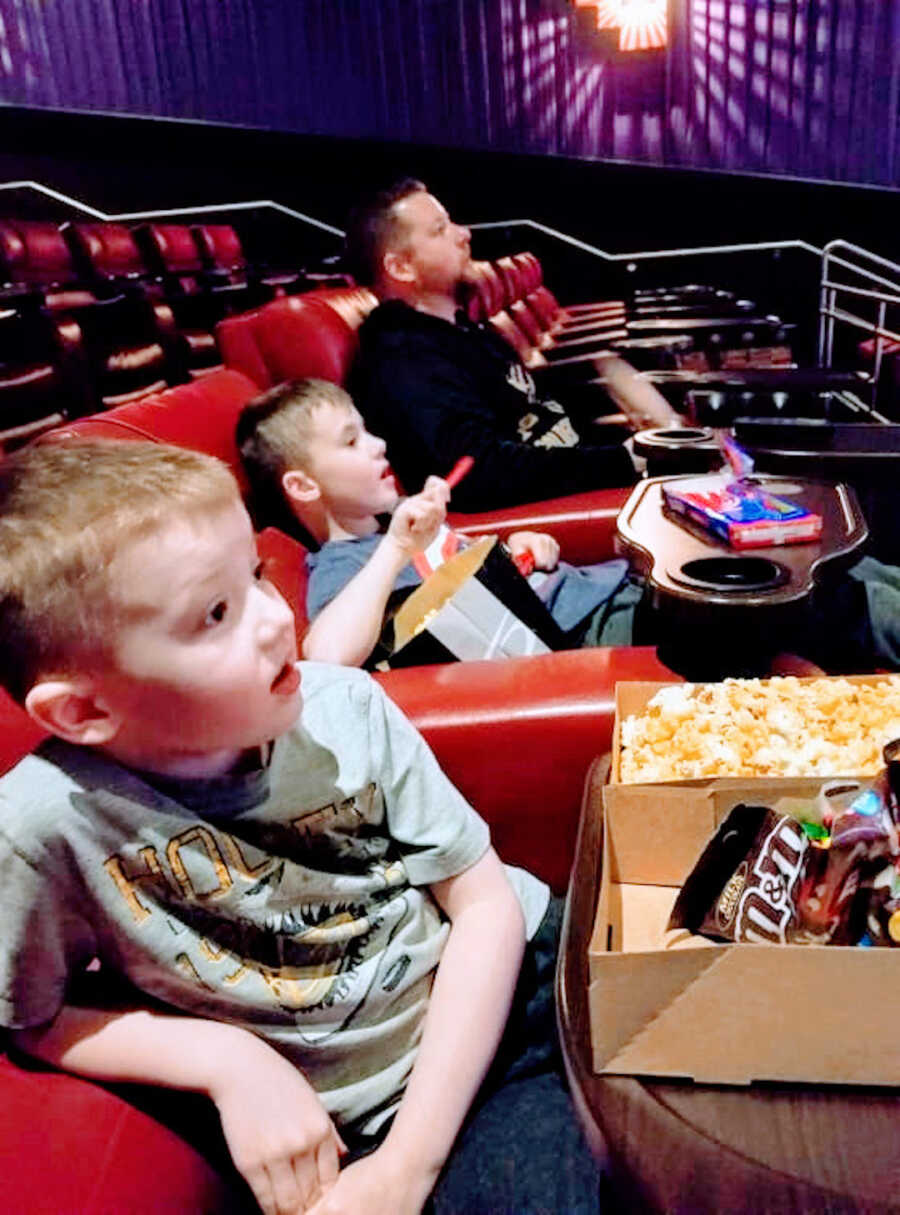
[449,487,630,565]
[377,644,676,892]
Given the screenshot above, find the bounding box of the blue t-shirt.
[306,532,630,636]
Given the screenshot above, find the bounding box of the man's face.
[304,401,400,523]
[390,191,472,297]
[94,499,301,777]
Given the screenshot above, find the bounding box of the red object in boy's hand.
[513,550,535,576]
[445,455,474,490]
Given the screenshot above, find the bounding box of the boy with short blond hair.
[238,378,644,668]
[0,439,602,1214]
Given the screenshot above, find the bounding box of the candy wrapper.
[662,435,823,549]
[669,743,900,947]
[861,739,900,945]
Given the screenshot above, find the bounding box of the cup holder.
[671,556,789,593]
[637,426,714,447]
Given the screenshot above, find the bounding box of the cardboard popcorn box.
[588,677,900,1086]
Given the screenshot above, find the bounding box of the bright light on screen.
[573,0,668,51]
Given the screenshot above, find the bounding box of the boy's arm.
[13,1005,343,1215]
[302,478,450,666]
[308,846,525,1215]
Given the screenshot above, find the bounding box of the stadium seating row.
[210,267,798,435]
[3,219,882,458]
[0,219,354,447]
[0,217,313,307]
[464,252,796,375]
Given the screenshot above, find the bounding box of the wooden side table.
[557,759,900,1214]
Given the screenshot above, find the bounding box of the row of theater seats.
[209,254,809,431]
[465,252,796,374]
[0,218,350,447]
[0,220,877,453]
[208,253,794,393]
[465,253,893,425]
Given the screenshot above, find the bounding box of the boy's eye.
[204,599,228,627]
[253,561,266,582]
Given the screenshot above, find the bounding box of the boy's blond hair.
[236,379,353,533]
[0,439,239,703]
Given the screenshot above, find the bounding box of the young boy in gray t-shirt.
[0,439,601,1214]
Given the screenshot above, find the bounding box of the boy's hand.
[385,476,450,558]
[507,529,560,572]
[306,1145,434,1215]
[210,1039,345,1215]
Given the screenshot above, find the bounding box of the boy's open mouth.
[271,661,300,696]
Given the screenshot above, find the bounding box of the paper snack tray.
[386,535,565,667]
[662,475,823,549]
[588,677,900,1086]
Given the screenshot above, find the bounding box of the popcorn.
[619,676,900,784]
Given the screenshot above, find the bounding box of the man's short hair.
[0,439,238,703]
[236,379,353,534]
[344,177,427,286]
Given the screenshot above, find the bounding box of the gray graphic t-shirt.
[0,663,547,1132]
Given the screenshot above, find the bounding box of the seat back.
[514,252,543,292]
[464,261,507,322]
[64,223,149,282]
[494,255,527,306]
[47,368,258,489]
[218,287,377,388]
[463,261,546,367]
[0,220,77,288]
[192,224,247,274]
[140,224,205,276]
[0,220,97,313]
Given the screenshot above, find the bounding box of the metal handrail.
[0,179,820,261]
[0,180,344,235]
[469,219,822,264]
[818,241,900,404]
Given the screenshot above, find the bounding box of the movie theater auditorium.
[0,1,898,1210]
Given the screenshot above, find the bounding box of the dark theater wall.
[0,0,898,189]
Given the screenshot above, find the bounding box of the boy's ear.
[282,468,322,506]
[25,677,121,747]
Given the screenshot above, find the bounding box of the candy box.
[662,474,823,549]
[587,677,900,1085]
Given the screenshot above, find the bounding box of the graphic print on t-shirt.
[99,781,422,1040]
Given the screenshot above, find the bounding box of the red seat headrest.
[45,368,260,493]
[218,288,377,389]
[0,221,75,287]
[67,223,146,279]
[193,224,246,272]
[146,224,205,274]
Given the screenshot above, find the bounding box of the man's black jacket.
[350,300,636,511]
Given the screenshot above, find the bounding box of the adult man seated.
[346,178,679,512]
